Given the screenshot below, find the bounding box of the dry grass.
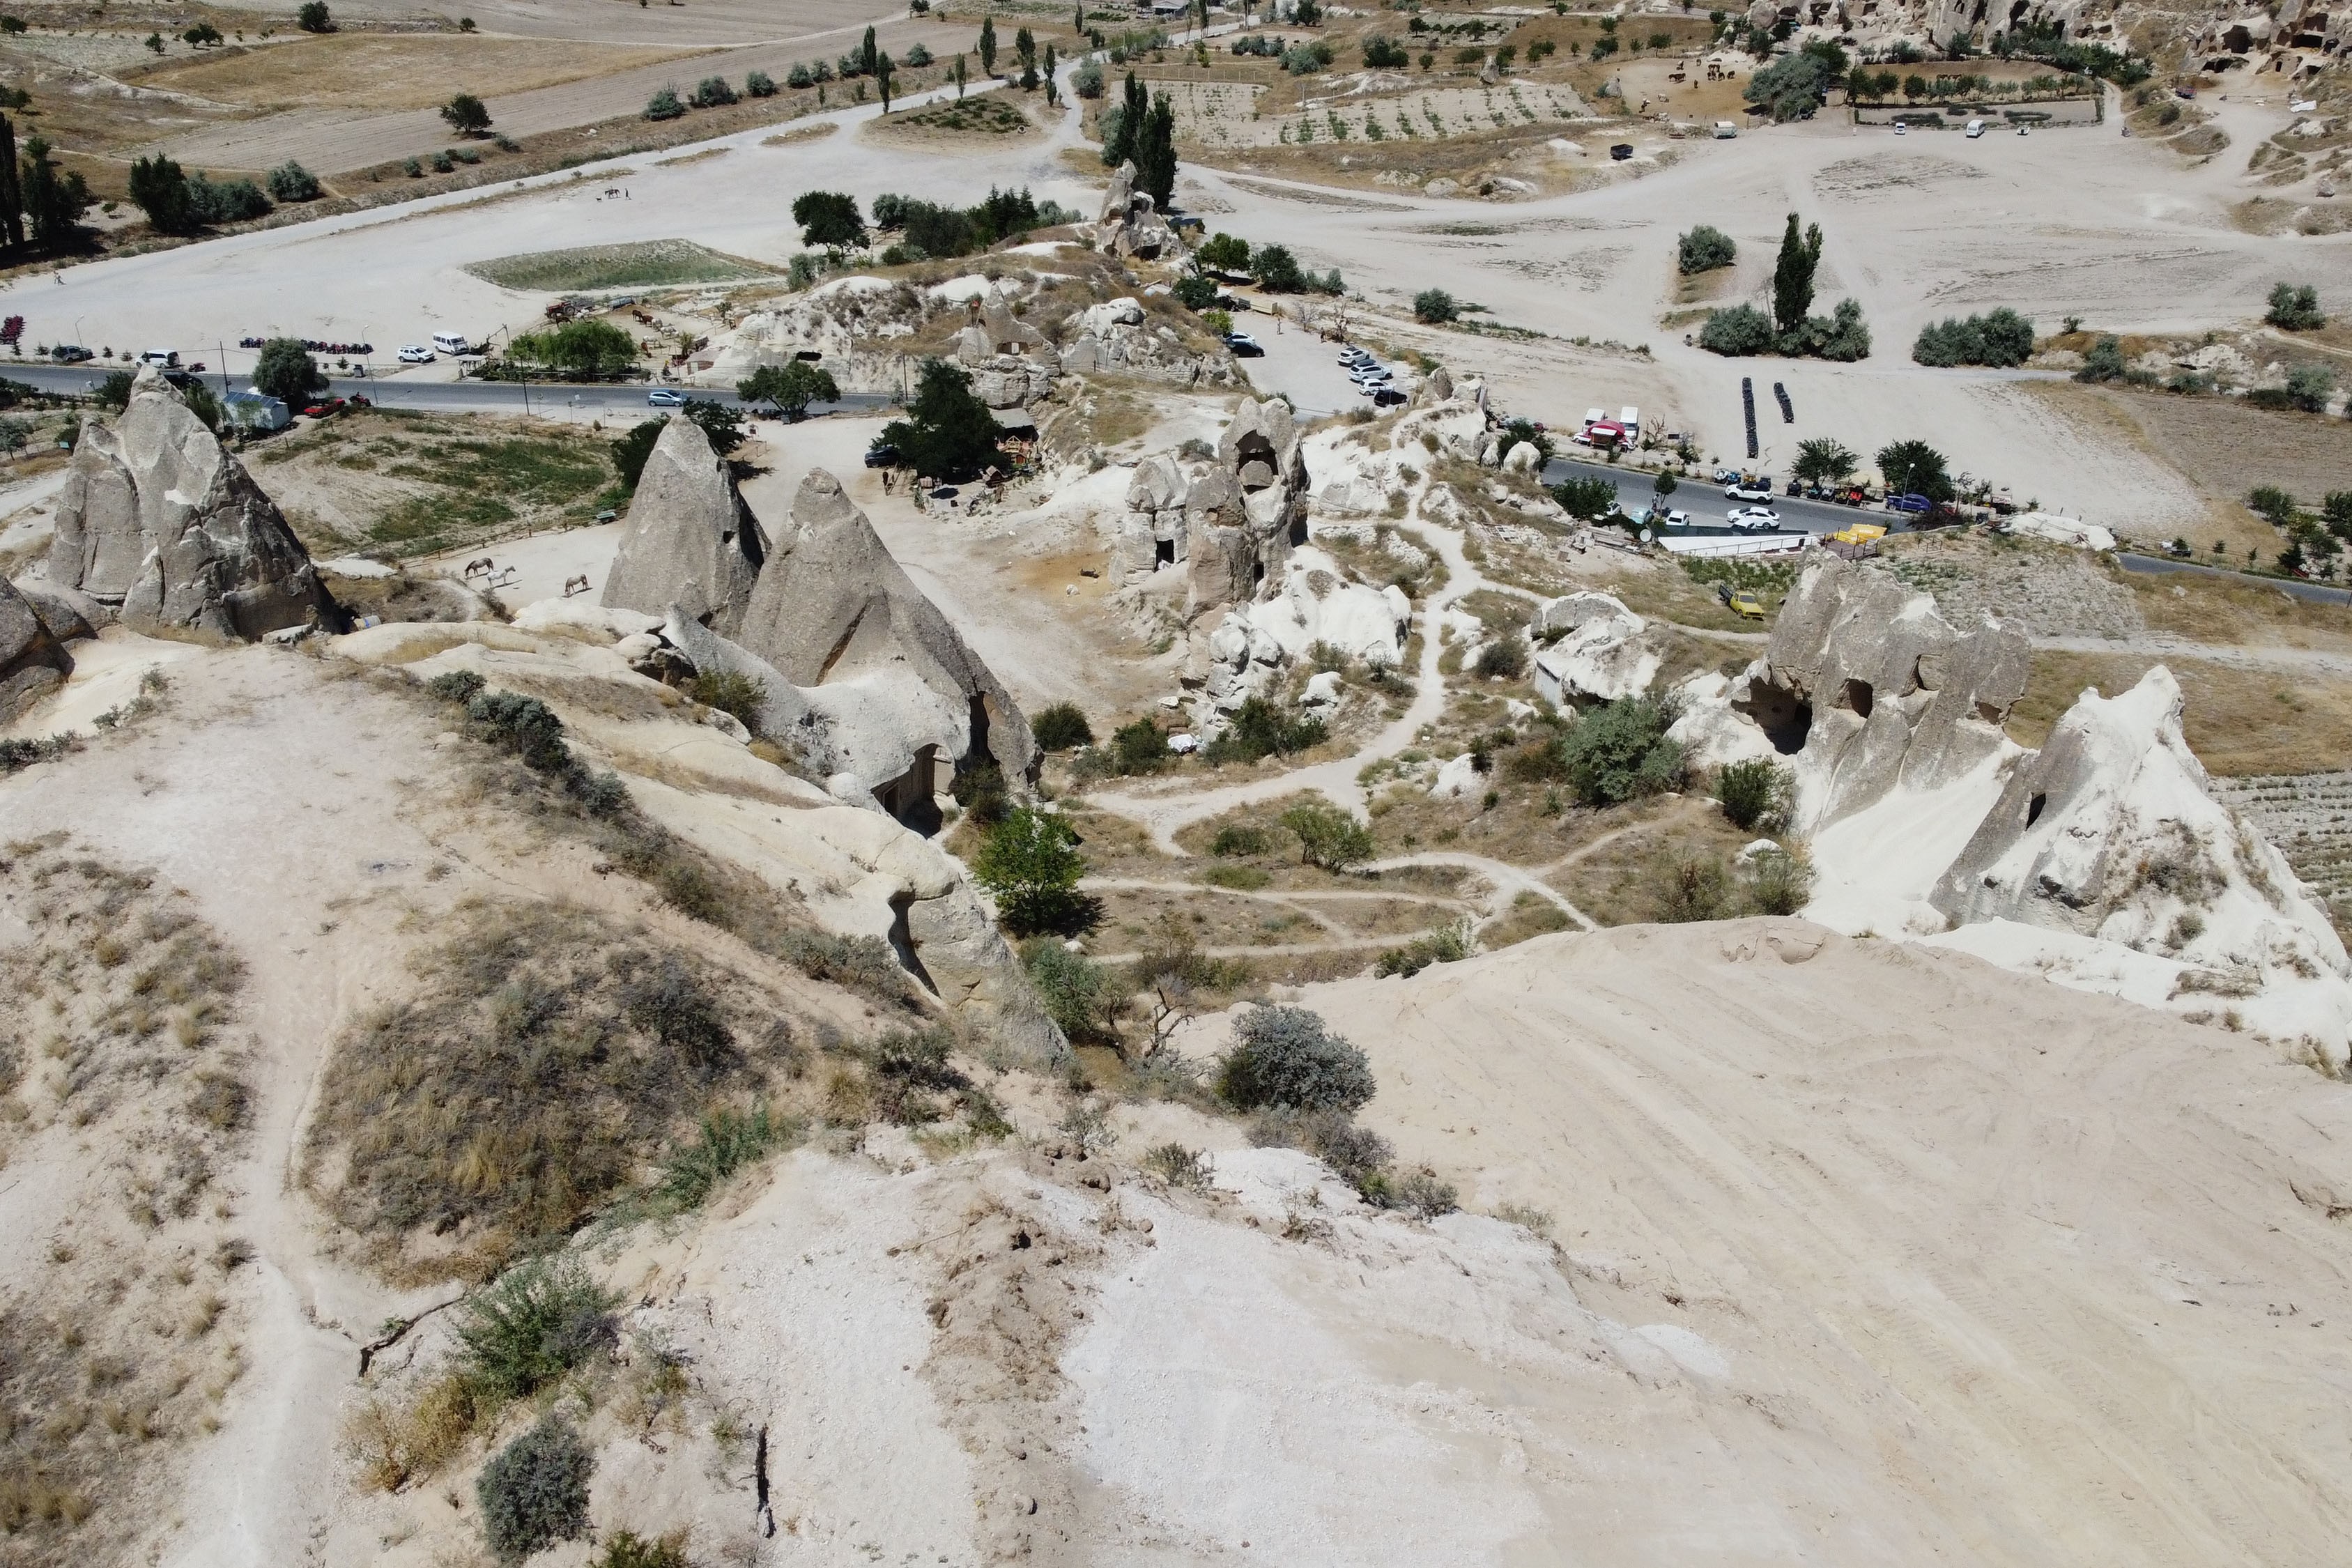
[137,34,700,112]
[1547,797,1764,925]
[2120,565,2352,652]
[2009,650,2352,776]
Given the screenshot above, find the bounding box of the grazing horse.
[462,557,494,578]
[562,574,590,597]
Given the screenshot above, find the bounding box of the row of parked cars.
[1339,346,1406,408]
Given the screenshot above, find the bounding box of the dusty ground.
[135,34,704,112]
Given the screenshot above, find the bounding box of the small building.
[223,390,289,433]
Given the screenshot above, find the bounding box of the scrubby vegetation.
[478,1416,595,1562]
[1216,1004,1375,1113]
[1677,224,1737,275]
[1912,307,2035,368]
[1556,696,1684,806]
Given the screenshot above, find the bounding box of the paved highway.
[0,360,893,420]
[1540,452,1910,538]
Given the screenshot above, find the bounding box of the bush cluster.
[1676,224,1737,275]
[1912,307,2035,367]
[1279,799,1375,872]
[1217,1005,1374,1114]
[478,1417,595,1563]
[1556,696,1683,806]
[1203,698,1326,765]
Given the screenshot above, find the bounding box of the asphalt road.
[0,360,892,419]
[2118,551,2352,607]
[1539,452,1907,537]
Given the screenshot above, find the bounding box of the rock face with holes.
[1744,558,2029,831]
[734,468,1037,815]
[1107,401,1310,614]
[601,414,765,636]
[45,367,339,640]
[1094,160,1179,261]
[0,576,72,723]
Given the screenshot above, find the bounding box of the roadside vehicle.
[430,331,470,357]
[1712,121,1737,139]
[397,344,435,364]
[1716,583,1767,619]
[1725,480,1773,502]
[647,387,686,407]
[1224,332,1264,356]
[50,344,92,362]
[1368,386,1407,408]
[1631,506,1691,530]
[1830,523,1887,546]
[1886,492,1933,514]
[1609,143,1634,160]
[864,443,900,468]
[1728,507,1781,530]
[1966,118,1986,138]
[1894,121,1908,135]
[139,349,179,368]
[300,397,349,418]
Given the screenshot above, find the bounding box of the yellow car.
[1727,589,1767,621]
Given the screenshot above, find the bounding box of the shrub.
[477,1417,594,1563]
[1374,916,1475,978]
[645,85,685,120]
[1111,717,1171,774]
[1030,702,1093,751]
[689,669,767,730]
[2266,282,2326,332]
[2282,362,2336,414]
[1698,302,1774,355]
[1558,697,1682,806]
[1172,271,1218,310]
[186,172,271,222]
[1073,59,1104,96]
[1746,846,1813,915]
[904,41,932,66]
[622,955,735,1076]
[1217,1004,1374,1112]
[267,161,322,201]
[1473,639,1527,679]
[297,0,332,29]
[1142,1141,1213,1187]
[1676,224,1736,275]
[467,690,571,772]
[1413,287,1457,323]
[744,69,776,97]
[659,1103,793,1208]
[1023,938,1119,1043]
[1912,307,2035,367]
[1652,854,1732,922]
[1210,822,1270,856]
[1714,758,1788,829]
[1362,33,1408,67]
[972,806,1089,935]
[426,668,487,704]
[1279,799,1376,873]
[1361,1165,1459,1218]
[692,75,739,107]
[949,759,1010,827]
[2075,334,2126,383]
[596,1532,691,1568]
[786,61,815,87]
[1204,698,1325,764]
[456,1258,618,1403]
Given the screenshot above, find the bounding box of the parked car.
[1369,386,1407,407]
[1609,143,1634,160]
[863,443,900,468]
[1725,481,1773,502]
[397,344,435,364]
[139,349,179,368]
[1725,588,1767,620]
[431,331,470,357]
[49,344,92,363]
[299,397,349,419]
[1886,492,1933,514]
[1728,507,1781,530]
[1224,332,1264,356]
[647,388,686,407]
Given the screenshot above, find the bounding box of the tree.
[507,318,636,376]
[128,153,194,235]
[954,54,967,96]
[1172,272,1217,309]
[1072,59,1103,98]
[267,161,321,201]
[182,22,222,45]
[1652,469,1678,500]
[876,49,895,111]
[2266,281,2326,332]
[1549,475,1620,519]
[1676,224,1735,275]
[1134,90,1177,207]
[1279,799,1374,872]
[297,1,333,30]
[978,15,997,73]
[1363,34,1408,66]
[682,398,745,452]
[612,417,666,489]
[1250,243,1305,292]
[645,84,684,120]
[860,23,879,76]
[1792,436,1857,486]
[2075,334,2126,383]
[1196,231,1249,274]
[2284,362,2336,414]
[737,359,840,417]
[971,806,1088,935]
[877,358,1003,479]
[1744,49,1833,120]
[254,338,326,404]
[1558,696,1682,806]
[1014,24,1036,72]
[1875,438,1953,502]
[791,190,866,248]
[1102,70,1146,166]
[18,136,90,251]
[0,115,22,253]
[1413,288,1457,323]
[1770,212,1822,337]
[441,93,492,136]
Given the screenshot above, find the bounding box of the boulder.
[46,367,339,640]
[8,576,105,643]
[736,468,1038,792]
[1094,161,1178,259]
[1746,558,2028,830]
[0,576,72,724]
[601,415,764,636]
[1429,753,1480,799]
[1530,592,1659,704]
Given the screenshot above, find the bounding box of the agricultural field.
[466,239,776,292]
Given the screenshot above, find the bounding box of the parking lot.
[1539,452,1913,538]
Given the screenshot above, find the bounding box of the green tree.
[1770,212,1823,337]
[972,806,1088,935]
[2075,334,2126,383]
[2266,281,2326,332]
[1172,272,1217,309]
[1413,288,1457,323]
[253,337,326,404]
[1014,24,1036,71]
[128,153,194,235]
[296,1,333,30]
[1875,438,1953,502]
[1102,70,1146,166]
[612,417,666,489]
[978,15,997,73]
[1676,224,1736,275]
[1743,46,1833,118]
[1196,231,1250,273]
[182,22,222,45]
[2284,362,2336,413]
[877,358,1004,479]
[790,189,866,248]
[1792,436,1857,485]
[682,397,744,452]
[1250,243,1305,292]
[860,23,879,75]
[954,54,967,95]
[268,160,321,201]
[18,134,90,250]
[507,318,636,376]
[737,359,840,417]
[1279,799,1375,873]
[1549,475,1620,519]
[1134,90,1177,206]
[1558,696,1682,806]
[441,92,492,136]
[876,49,895,110]
[2323,491,2352,538]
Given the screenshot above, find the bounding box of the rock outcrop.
[45,367,339,640]
[601,415,764,635]
[735,468,1037,812]
[1057,295,1240,392]
[1744,558,2028,831]
[1093,160,1178,260]
[1107,398,1310,618]
[0,576,72,724]
[1530,592,1660,705]
[8,576,104,643]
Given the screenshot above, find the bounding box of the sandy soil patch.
[2058,381,2352,522]
[137,34,702,112]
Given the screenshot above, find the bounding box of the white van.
[431,331,470,357]
[139,348,178,368]
[1965,118,1986,138]
[1712,121,1737,139]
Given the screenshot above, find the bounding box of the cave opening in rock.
[1746,678,1813,755]
[2026,791,2047,829]
[1840,677,1875,720]
[1155,537,1175,567]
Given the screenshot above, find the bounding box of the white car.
[397,345,435,364]
[1725,482,1773,502]
[647,387,686,407]
[1728,507,1781,530]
